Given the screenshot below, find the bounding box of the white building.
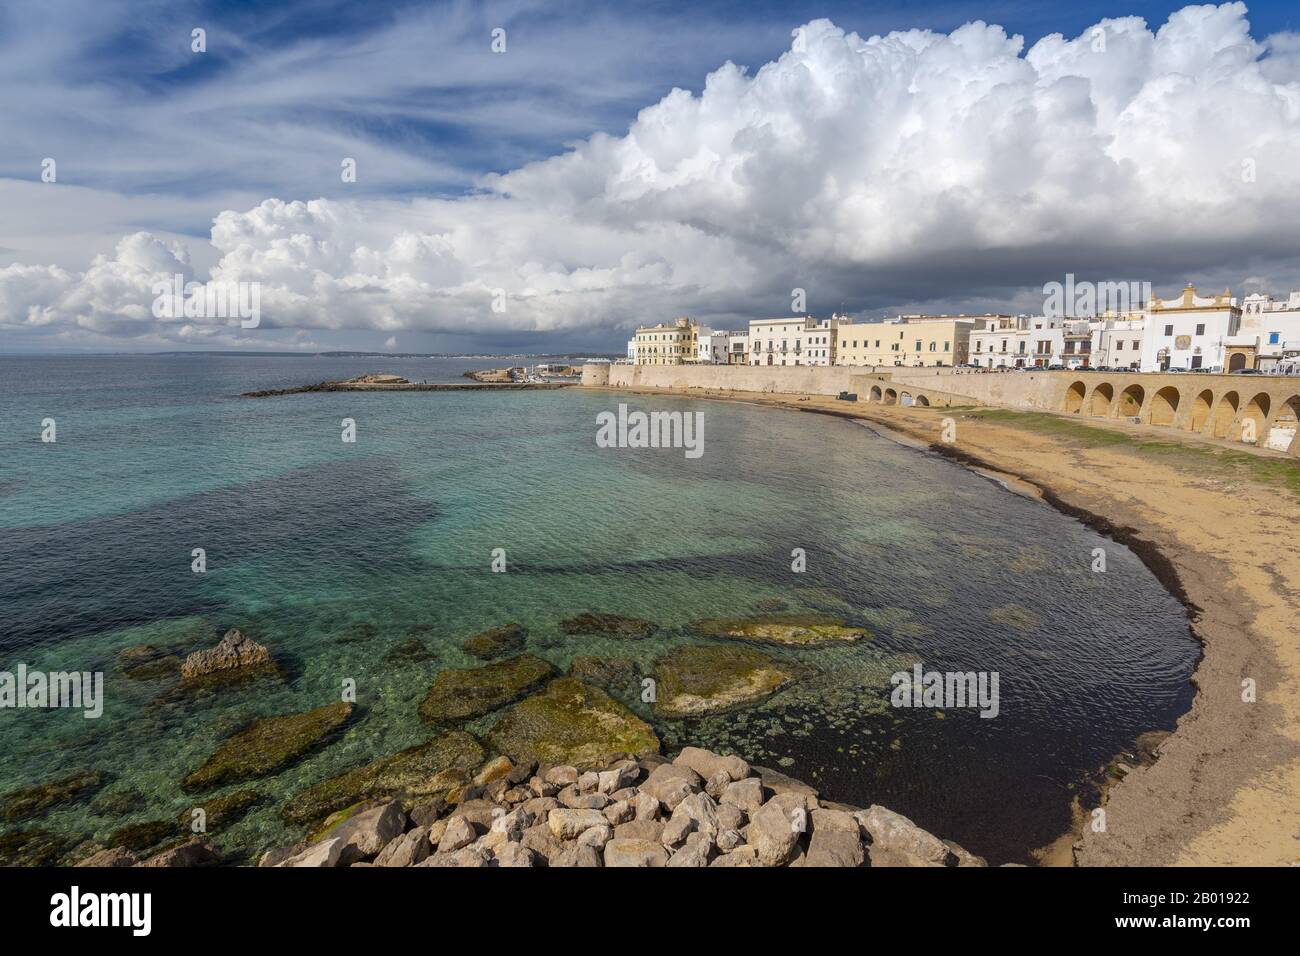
[726,331,749,365]
[695,329,734,364]
[1092,316,1145,370]
[747,316,840,366]
[969,315,1067,368]
[1140,285,1239,372]
[1238,291,1300,372]
[626,339,636,361]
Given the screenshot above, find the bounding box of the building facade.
[1237,291,1300,372]
[1139,285,1240,372]
[747,316,840,366]
[633,317,699,365]
[838,317,974,367]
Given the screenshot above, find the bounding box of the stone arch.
[1150,386,1181,427]
[900,391,914,406]
[915,394,930,407]
[1089,382,1114,417]
[883,388,897,405]
[1188,389,1214,432]
[1239,393,1271,444]
[1211,391,1239,438]
[869,385,883,403]
[1275,395,1300,454]
[1228,352,1247,372]
[1064,380,1087,414]
[1117,384,1145,418]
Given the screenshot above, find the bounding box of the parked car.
[1165,366,1187,373]
[1232,368,1262,375]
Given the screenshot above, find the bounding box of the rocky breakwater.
[259,746,985,868]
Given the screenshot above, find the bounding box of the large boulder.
[603,838,669,867]
[180,629,273,680]
[462,623,527,660]
[805,808,864,867]
[309,800,407,865]
[74,846,138,867]
[689,614,867,647]
[418,654,557,723]
[182,702,352,793]
[1,770,108,822]
[558,613,656,640]
[486,678,660,769]
[547,809,609,840]
[748,792,812,866]
[653,645,801,718]
[857,805,955,867]
[282,730,484,826]
[138,839,221,867]
[672,747,750,783]
[638,763,700,811]
[374,826,431,867]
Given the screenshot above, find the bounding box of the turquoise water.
[0,355,1197,863]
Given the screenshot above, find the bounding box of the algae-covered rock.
[462,623,527,660]
[282,730,485,826]
[0,828,78,866]
[177,789,261,833]
[487,677,660,769]
[418,654,557,723]
[653,645,802,718]
[107,820,178,853]
[181,701,352,793]
[1,770,109,822]
[116,644,182,680]
[91,787,145,817]
[385,638,434,664]
[990,604,1041,632]
[567,656,642,698]
[689,614,866,647]
[559,613,656,640]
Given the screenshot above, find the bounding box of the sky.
[1,0,1299,354]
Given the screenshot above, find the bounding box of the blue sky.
[2,0,1299,352]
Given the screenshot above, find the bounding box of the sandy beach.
[590,383,1300,867]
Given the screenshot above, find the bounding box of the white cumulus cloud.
[3,3,1300,349]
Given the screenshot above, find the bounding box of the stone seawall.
[582,364,1300,455]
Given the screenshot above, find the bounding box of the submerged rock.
[567,655,641,697]
[177,789,261,833]
[116,644,182,680]
[0,828,80,866]
[990,604,1041,632]
[487,677,660,769]
[1,770,109,822]
[689,614,867,647]
[282,730,484,826]
[384,638,434,664]
[559,612,656,640]
[180,629,275,681]
[91,787,145,817]
[181,701,352,793]
[462,623,527,660]
[418,654,557,723]
[652,645,802,718]
[107,820,178,854]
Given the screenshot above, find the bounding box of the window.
[915,340,922,351]
[1164,324,1173,336]
[929,342,937,351]
[1269,332,1280,344]
[1132,341,1139,350]
[1195,323,1205,335]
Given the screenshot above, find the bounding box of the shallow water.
[0,354,1197,863]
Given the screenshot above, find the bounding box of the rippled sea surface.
[0,354,1197,863]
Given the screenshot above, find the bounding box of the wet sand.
[588,384,1300,867]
